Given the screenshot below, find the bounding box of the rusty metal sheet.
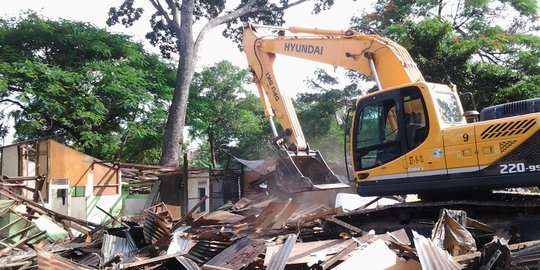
[36,246,93,270]
[202,238,265,270]
[192,211,244,226]
[431,209,477,256]
[143,210,171,245]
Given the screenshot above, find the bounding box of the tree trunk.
[160,1,196,167]
[158,0,196,207]
[208,128,216,168]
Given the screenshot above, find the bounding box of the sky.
[0,0,375,144]
[0,0,375,92]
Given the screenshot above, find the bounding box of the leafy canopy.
[187,60,272,167]
[354,0,539,109]
[0,14,175,162]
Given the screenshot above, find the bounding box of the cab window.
[434,92,463,123]
[402,88,429,150]
[355,99,401,170]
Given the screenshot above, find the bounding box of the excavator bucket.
[273,150,351,193]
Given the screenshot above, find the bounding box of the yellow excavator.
[242,23,540,196]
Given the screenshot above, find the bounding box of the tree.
[107,0,335,168]
[353,0,539,109]
[295,68,363,162]
[187,60,271,168]
[0,14,175,162]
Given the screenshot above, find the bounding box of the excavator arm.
[242,23,425,150]
[242,23,426,193]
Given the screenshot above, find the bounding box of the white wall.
[124,198,147,216]
[86,195,122,224]
[187,171,209,212]
[1,146,18,177]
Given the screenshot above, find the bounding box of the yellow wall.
[48,140,93,187]
[93,163,119,195]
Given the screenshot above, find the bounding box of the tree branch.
[164,0,182,35]
[149,0,180,35]
[193,0,309,58]
[7,85,24,92]
[0,99,27,110]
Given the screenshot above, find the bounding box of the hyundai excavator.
[242,23,540,197]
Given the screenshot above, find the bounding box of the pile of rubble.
[1,185,540,269]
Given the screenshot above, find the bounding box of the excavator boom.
[243,23,540,197]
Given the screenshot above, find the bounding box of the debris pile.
[2,184,540,269]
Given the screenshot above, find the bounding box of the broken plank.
[0,231,46,257]
[324,216,366,235]
[453,239,540,263]
[321,239,357,269]
[264,239,346,266]
[36,246,93,270]
[119,251,187,269]
[334,239,421,270]
[171,196,208,231]
[0,217,24,234]
[297,207,344,223]
[271,202,301,229]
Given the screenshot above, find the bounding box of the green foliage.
[0,14,175,162]
[352,0,539,110]
[187,60,272,167]
[295,68,363,163]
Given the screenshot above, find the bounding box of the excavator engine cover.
[274,150,350,193]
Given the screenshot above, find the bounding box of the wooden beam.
[324,216,366,235]
[119,251,186,269]
[171,195,208,231]
[0,217,24,234]
[0,231,46,257]
[453,239,540,262]
[322,239,357,269]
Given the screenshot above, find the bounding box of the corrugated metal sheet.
[412,230,461,270]
[36,247,93,270]
[101,232,137,265]
[176,256,201,270]
[143,210,170,245]
[77,253,101,268]
[167,226,192,254]
[203,238,265,270]
[267,234,298,270]
[186,239,232,265]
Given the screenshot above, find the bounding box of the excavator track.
[332,192,540,241]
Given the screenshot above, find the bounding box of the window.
[355,99,401,170]
[70,186,85,197]
[403,88,429,150]
[198,187,206,212]
[434,92,463,123]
